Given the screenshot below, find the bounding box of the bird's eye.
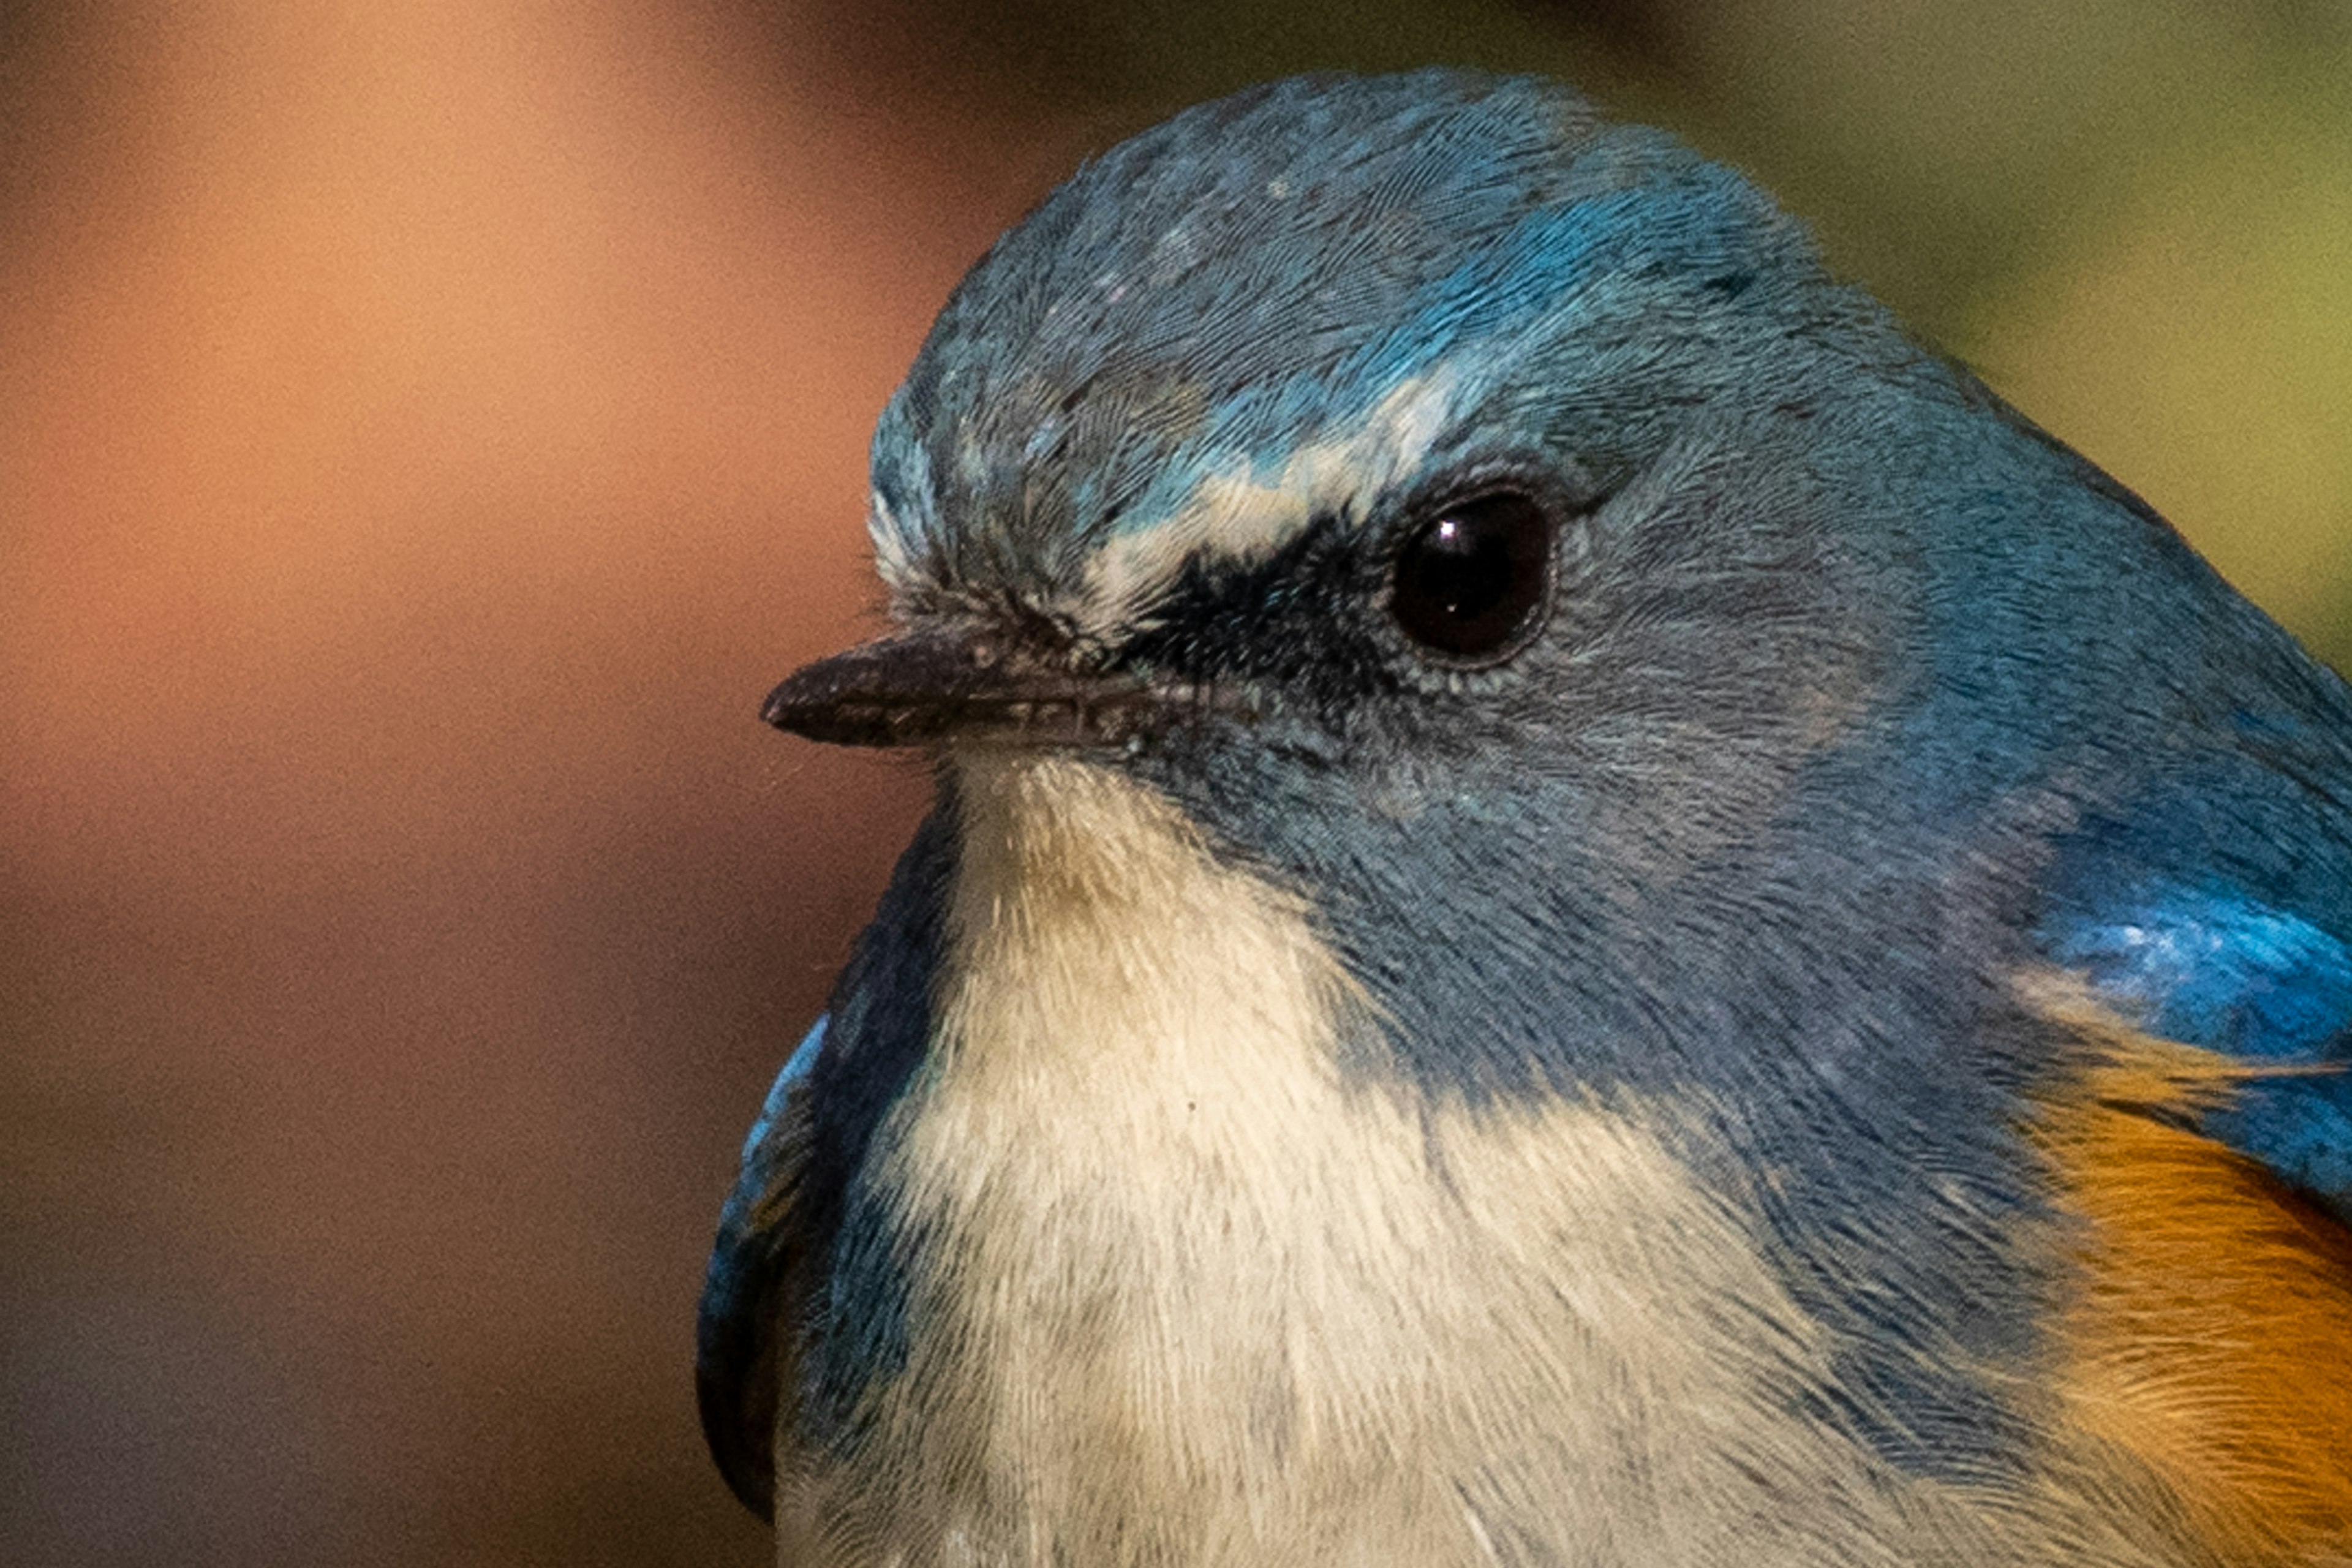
[1389,492,1556,660]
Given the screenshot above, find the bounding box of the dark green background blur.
[2,3,2346,1564]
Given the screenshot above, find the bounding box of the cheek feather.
[2026,976,2352,1559]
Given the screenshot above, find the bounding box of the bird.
[697,69,2352,1566]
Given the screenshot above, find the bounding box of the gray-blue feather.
[873,71,1827,622]
[698,808,956,1518]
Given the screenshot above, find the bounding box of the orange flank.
[2027,976,2352,1562]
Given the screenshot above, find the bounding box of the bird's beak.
[763,628,1172,749]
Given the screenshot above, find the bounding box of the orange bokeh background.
[3,4,2343,1564]
[2,6,990,1560]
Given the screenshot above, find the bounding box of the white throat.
[779,752,2106,1566]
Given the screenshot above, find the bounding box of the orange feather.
[2026,976,2352,1561]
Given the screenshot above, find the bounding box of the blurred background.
[2,2,2346,1564]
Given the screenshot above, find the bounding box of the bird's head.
[766,71,2005,1091]
[766,63,2199,1115]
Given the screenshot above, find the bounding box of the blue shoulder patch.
[2047,886,2352,1213]
[745,1016,827,1166]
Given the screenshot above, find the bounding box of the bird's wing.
[696,1014,827,1520]
[693,804,960,1520]
[2049,884,2352,1221]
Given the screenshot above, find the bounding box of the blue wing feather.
[2048,884,2352,1217]
[696,1016,827,1518]
[695,806,959,1521]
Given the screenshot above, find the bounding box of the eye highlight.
[1388,492,1556,661]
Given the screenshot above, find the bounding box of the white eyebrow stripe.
[869,483,922,598]
[1063,369,1460,640]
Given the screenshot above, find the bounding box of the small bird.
[699,70,2352,1566]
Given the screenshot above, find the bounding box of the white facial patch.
[1066,371,1458,643]
[867,480,924,603]
[770,756,2169,1566]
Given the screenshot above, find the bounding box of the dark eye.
[1389,492,1556,660]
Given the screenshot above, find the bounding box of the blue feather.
[2048,885,2352,1213]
